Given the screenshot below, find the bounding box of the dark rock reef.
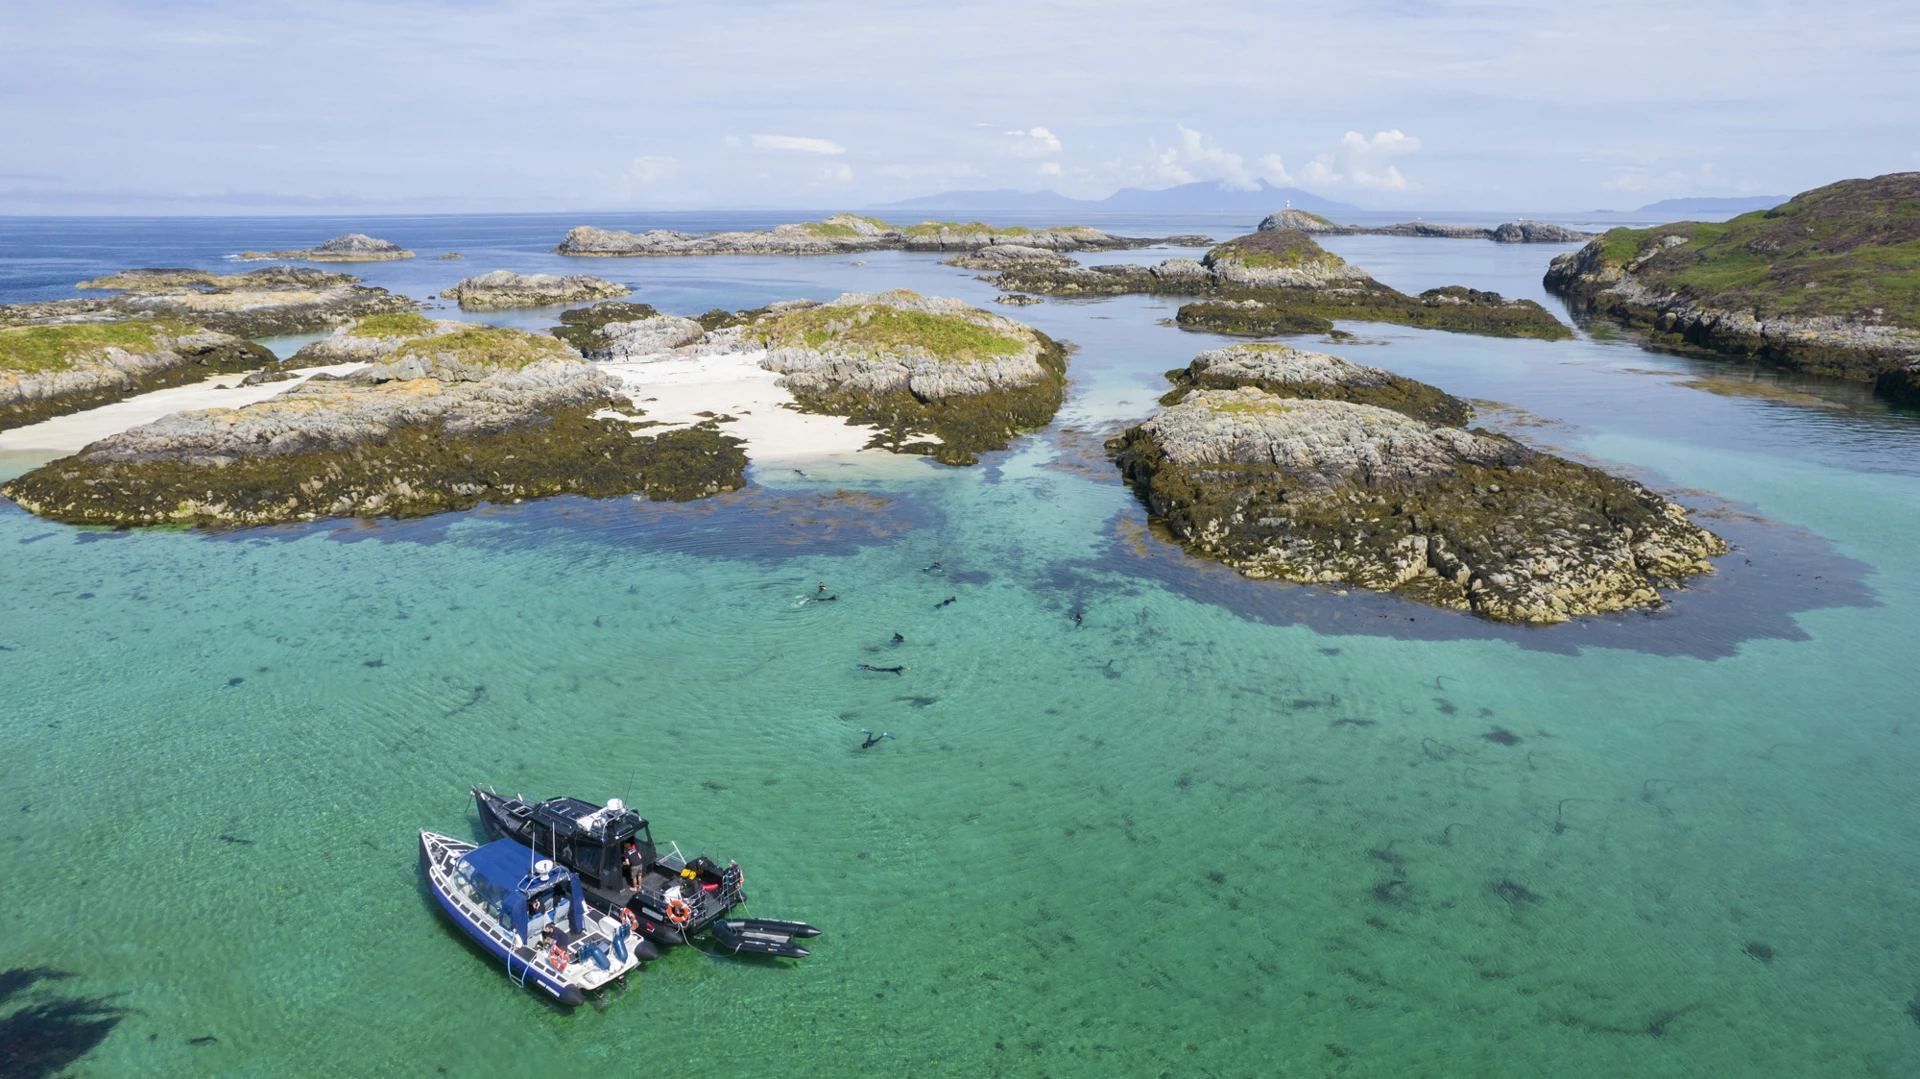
[1109,362,1724,624]
[1544,172,1920,405]
[2,325,745,527]
[554,213,1203,257]
[233,233,415,262]
[439,270,631,310]
[1257,209,1595,243]
[992,229,1571,340]
[1159,343,1473,426]
[1,318,276,432]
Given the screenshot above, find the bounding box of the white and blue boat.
[419,830,653,1007]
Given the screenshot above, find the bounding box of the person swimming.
[1073,613,1083,627]
[856,664,906,675]
[891,633,904,643]
[923,561,943,574]
[859,730,895,749]
[935,596,956,608]
[817,583,829,593]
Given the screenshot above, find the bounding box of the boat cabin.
[519,797,655,893]
[454,838,589,947]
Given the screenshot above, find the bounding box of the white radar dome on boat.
[535,859,555,875]
[606,798,625,812]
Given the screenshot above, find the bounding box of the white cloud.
[751,134,846,155]
[1301,153,1342,185]
[1038,161,1062,176]
[626,156,676,184]
[1150,125,1289,191]
[1351,165,1410,190]
[821,163,854,182]
[1258,153,1293,185]
[1340,129,1422,156]
[1005,127,1062,156]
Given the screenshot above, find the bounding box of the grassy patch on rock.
[768,304,1028,361]
[1159,343,1474,425]
[0,322,162,373]
[387,325,575,371]
[782,333,1068,466]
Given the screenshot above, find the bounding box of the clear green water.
[3,218,1919,1076]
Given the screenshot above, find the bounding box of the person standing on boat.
[624,841,645,890]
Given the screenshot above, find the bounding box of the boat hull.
[419,832,589,1006]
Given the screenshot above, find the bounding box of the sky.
[2,0,1917,214]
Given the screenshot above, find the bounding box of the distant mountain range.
[870,180,1360,216]
[1632,195,1786,215]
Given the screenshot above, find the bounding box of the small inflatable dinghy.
[709,918,820,958]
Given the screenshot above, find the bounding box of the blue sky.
[3,0,1916,213]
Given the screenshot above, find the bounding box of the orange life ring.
[548,944,569,971]
[665,897,692,925]
[619,907,639,933]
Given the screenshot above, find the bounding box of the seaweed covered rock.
[440,271,631,310]
[234,234,415,262]
[1111,388,1725,624]
[1545,172,1920,402]
[1,325,745,527]
[1,319,276,431]
[1161,344,1472,425]
[992,230,1571,341]
[740,290,1068,465]
[550,302,705,360]
[553,213,1190,257]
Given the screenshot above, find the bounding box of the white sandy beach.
[595,349,926,479]
[1,351,927,483]
[0,364,367,454]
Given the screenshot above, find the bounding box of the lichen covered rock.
[440,270,631,310]
[553,213,1188,257]
[550,302,705,360]
[1,319,276,431]
[993,230,1572,341]
[234,234,415,262]
[1,324,745,527]
[1160,343,1473,425]
[743,290,1069,465]
[1111,388,1725,624]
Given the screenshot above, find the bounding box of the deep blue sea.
[2,212,1918,1077]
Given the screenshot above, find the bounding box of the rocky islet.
[991,228,1572,340]
[1109,349,1725,624]
[553,213,1206,257]
[1544,172,1920,405]
[1,323,748,527]
[439,270,632,310]
[1257,208,1595,243]
[233,233,416,262]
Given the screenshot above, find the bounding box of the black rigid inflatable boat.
[474,787,818,954]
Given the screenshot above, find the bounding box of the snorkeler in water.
[923,561,943,574]
[817,583,829,593]
[1073,613,1083,627]
[856,664,906,675]
[935,596,956,609]
[891,633,904,643]
[859,730,895,749]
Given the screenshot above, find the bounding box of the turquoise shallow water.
[3,216,1920,1076]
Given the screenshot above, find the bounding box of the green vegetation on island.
[1544,172,1920,405]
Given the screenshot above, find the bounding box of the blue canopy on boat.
[458,838,587,944]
